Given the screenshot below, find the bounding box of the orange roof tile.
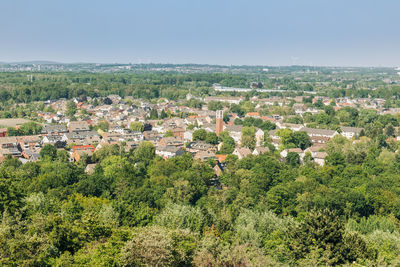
[216,154,227,162]
[247,112,260,117]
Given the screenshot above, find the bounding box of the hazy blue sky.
[1,0,399,66]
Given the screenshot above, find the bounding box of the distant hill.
[8,60,62,65]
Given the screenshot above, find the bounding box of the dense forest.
[1,71,400,105]
[1,136,400,265]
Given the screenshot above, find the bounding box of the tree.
[19,122,42,135]
[241,126,256,150]
[193,129,207,141]
[324,105,335,117]
[103,97,112,105]
[0,177,24,215]
[208,101,223,111]
[133,141,155,166]
[66,101,77,117]
[94,121,110,132]
[218,133,235,154]
[385,124,395,137]
[120,226,196,266]
[164,130,174,137]
[291,131,311,150]
[130,122,144,132]
[286,152,300,167]
[325,152,346,167]
[6,127,21,136]
[288,209,372,265]
[241,135,256,150]
[160,109,168,119]
[154,203,204,232]
[276,128,293,146]
[40,144,57,160]
[149,109,159,119]
[205,132,218,145]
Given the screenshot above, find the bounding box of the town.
[0,81,397,175]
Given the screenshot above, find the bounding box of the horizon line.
[0,60,399,69]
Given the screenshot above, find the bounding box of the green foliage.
[154,203,204,232]
[276,129,311,150]
[66,101,77,117]
[20,122,42,135]
[164,130,174,137]
[149,108,159,119]
[193,129,207,141]
[93,120,110,132]
[241,126,256,150]
[207,100,223,111]
[40,144,57,160]
[218,132,235,154]
[7,122,42,136]
[205,132,219,145]
[120,226,197,266]
[288,209,374,265]
[129,121,144,132]
[286,152,300,167]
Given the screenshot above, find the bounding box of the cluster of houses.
[0,93,373,175]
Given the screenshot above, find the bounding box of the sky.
[1,0,399,66]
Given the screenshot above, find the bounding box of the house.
[252,146,270,156]
[204,96,243,105]
[42,134,63,145]
[0,137,21,157]
[340,126,363,139]
[18,136,41,151]
[155,146,185,159]
[300,127,338,138]
[21,149,40,161]
[269,129,280,139]
[159,136,184,147]
[71,145,95,162]
[280,148,303,158]
[0,128,7,137]
[143,131,162,144]
[314,152,328,166]
[186,141,214,153]
[121,131,144,142]
[255,129,264,146]
[233,147,252,159]
[246,112,260,118]
[276,123,303,132]
[68,121,90,133]
[41,124,68,135]
[309,135,331,145]
[124,141,140,152]
[62,131,100,145]
[194,150,217,161]
[170,127,186,139]
[293,103,307,114]
[225,125,243,144]
[183,131,193,142]
[304,145,326,157]
[216,154,227,163]
[73,145,95,153]
[214,162,224,176]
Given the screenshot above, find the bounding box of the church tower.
[216,110,224,136]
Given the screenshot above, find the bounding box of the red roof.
[73,145,95,152]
